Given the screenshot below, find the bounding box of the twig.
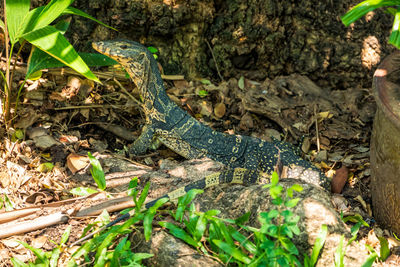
[113,77,142,106]
[52,104,125,110]
[314,105,320,152]
[205,39,224,81]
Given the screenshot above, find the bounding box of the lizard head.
[92,40,157,94]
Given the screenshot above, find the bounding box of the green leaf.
[285,198,300,208]
[111,236,128,266]
[228,226,257,254]
[193,213,207,242]
[36,162,54,172]
[212,239,252,264]
[24,0,74,34]
[54,18,71,34]
[159,221,201,248]
[389,7,400,49]
[22,25,100,82]
[197,89,209,97]
[5,0,30,44]
[18,241,49,264]
[200,79,211,85]
[10,258,29,267]
[235,211,251,225]
[341,0,400,26]
[50,247,61,267]
[309,224,327,266]
[238,76,245,89]
[87,152,106,190]
[271,171,279,186]
[147,46,158,54]
[60,226,71,245]
[334,235,345,267]
[378,236,390,261]
[361,252,378,267]
[63,7,116,30]
[69,187,98,196]
[144,197,169,241]
[136,182,150,210]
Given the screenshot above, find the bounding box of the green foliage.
[11,226,71,267]
[0,0,114,124]
[67,178,159,266]
[341,0,400,49]
[87,152,106,190]
[160,173,327,266]
[147,46,158,59]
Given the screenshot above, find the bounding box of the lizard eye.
[120,44,128,49]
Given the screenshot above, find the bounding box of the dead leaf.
[214,102,226,118]
[200,101,213,117]
[331,166,348,193]
[67,153,89,174]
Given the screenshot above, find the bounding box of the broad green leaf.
[27,70,42,80]
[27,49,117,79]
[63,7,116,30]
[389,7,400,49]
[212,239,252,264]
[54,18,71,35]
[22,25,100,82]
[87,152,106,190]
[5,0,30,44]
[24,0,74,34]
[341,0,400,26]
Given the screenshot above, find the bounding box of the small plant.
[0,0,116,126]
[341,1,400,49]
[11,226,71,267]
[161,172,328,266]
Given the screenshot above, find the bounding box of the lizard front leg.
[129,124,156,155]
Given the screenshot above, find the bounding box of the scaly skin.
[92,39,330,190]
[70,40,332,245]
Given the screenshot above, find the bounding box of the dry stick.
[205,39,224,81]
[314,104,320,152]
[0,212,71,239]
[6,63,185,81]
[113,77,142,106]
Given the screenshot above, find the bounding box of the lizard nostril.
[120,44,128,49]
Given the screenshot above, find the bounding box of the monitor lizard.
[79,40,331,243]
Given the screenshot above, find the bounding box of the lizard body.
[92,39,330,190]
[79,40,331,243]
